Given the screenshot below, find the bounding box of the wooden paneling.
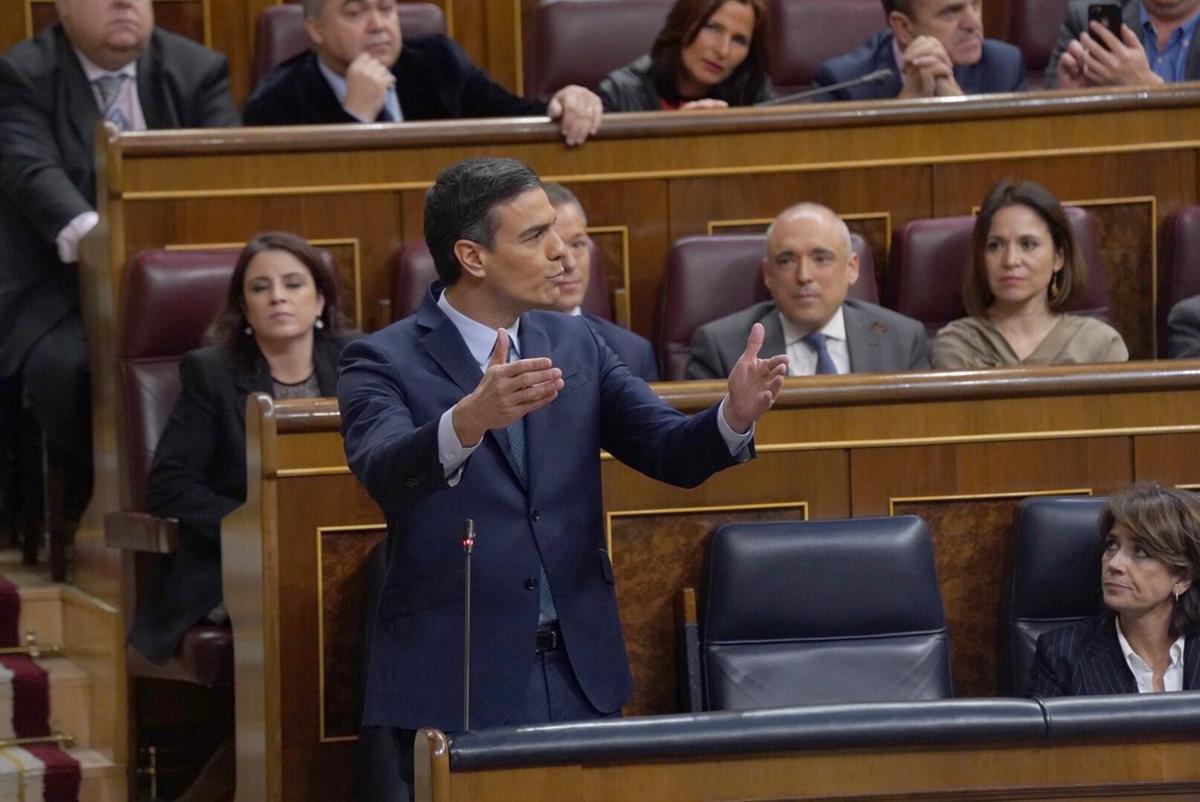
[208,361,1200,802]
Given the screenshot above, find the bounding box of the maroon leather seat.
[252,2,447,89]
[887,206,1111,338]
[1008,0,1071,86]
[768,0,887,95]
[524,0,673,102]
[1160,207,1200,356]
[388,240,614,322]
[657,232,879,380]
[117,249,240,687]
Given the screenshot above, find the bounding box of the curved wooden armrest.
[104,511,181,553]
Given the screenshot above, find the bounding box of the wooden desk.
[90,85,1200,361]
[222,362,1200,802]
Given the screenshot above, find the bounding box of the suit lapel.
[135,34,175,129]
[1184,633,1199,690]
[415,291,525,485]
[1080,616,1137,694]
[844,303,881,373]
[56,29,101,168]
[759,308,787,360]
[871,37,903,99]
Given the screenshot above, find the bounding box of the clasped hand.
[452,330,564,447]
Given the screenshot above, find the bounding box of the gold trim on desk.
[512,0,523,97]
[888,487,1092,516]
[605,501,808,555]
[315,523,387,743]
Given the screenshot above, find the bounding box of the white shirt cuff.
[716,397,754,461]
[55,211,99,264]
[438,406,482,485]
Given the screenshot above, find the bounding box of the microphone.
[461,519,476,732]
[756,68,894,107]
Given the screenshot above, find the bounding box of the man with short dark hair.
[688,203,929,379]
[1046,0,1200,88]
[814,0,1024,100]
[338,157,785,787]
[0,0,239,520]
[541,182,659,382]
[245,0,602,145]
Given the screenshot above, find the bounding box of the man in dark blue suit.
[338,157,786,788]
[814,0,1025,100]
[244,0,601,145]
[541,182,659,382]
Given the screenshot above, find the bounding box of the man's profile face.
[550,202,591,312]
[762,208,859,333]
[308,0,402,74]
[476,189,567,318]
[58,0,153,71]
[898,0,983,66]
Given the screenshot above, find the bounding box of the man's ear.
[846,251,861,286]
[454,239,487,280]
[888,10,914,48]
[304,15,324,47]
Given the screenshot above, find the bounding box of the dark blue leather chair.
[695,516,952,711]
[1001,495,1105,696]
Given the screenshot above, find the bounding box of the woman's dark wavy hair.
[649,0,771,106]
[206,231,350,367]
[1099,483,1200,639]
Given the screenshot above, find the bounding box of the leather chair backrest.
[1002,495,1105,696]
[1007,0,1071,85]
[700,515,952,710]
[524,0,674,102]
[657,232,878,380]
[888,206,1110,338]
[253,3,447,88]
[767,0,887,94]
[118,250,239,508]
[1159,207,1200,356]
[389,240,613,322]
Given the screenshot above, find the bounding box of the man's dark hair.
[881,0,914,15]
[424,157,543,285]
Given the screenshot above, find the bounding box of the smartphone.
[1087,3,1123,43]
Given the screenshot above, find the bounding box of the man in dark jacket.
[244,0,602,145]
[0,0,239,519]
[814,0,1025,100]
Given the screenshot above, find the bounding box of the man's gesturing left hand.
[722,322,789,434]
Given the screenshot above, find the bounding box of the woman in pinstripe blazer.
[1028,484,1200,697]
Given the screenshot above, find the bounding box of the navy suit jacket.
[1027,613,1200,697]
[244,36,544,125]
[338,289,739,731]
[813,30,1025,101]
[0,24,239,376]
[583,312,659,382]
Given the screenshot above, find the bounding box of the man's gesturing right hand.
[451,329,564,447]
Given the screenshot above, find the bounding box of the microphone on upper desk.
[756,68,895,107]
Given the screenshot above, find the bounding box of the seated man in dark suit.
[1046,0,1200,89]
[541,183,659,382]
[244,0,602,145]
[1167,294,1200,358]
[0,0,239,520]
[813,0,1025,100]
[688,203,929,379]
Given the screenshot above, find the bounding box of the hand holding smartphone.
[1087,3,1124,47]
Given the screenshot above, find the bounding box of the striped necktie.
[93,73,129,131]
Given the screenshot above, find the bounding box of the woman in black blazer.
[1028,483,1200,697]
[129,232,356,664]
